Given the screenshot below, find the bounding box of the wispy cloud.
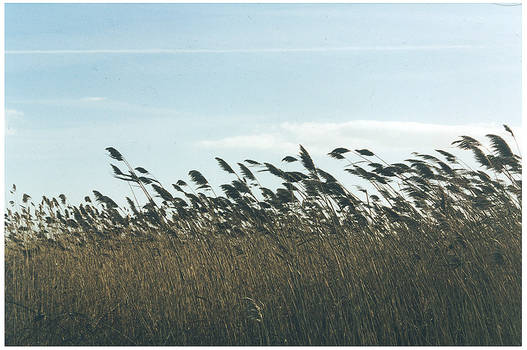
[198,120,519,156]
[5,45,484,55]
[80,97,107,102]
[10,98,179,117]
[5,109,24,136]
[5,109,24,119]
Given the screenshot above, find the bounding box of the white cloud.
[199,133,299,154]
[198,120,520,157]
[80,97,107,102]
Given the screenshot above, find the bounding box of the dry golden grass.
[5,218,521,345]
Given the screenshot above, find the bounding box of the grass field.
[4,127,521,345]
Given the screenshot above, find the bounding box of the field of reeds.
[4,126,521,345]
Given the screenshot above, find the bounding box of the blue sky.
[5,4,522,205]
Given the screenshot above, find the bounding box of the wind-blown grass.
[5,126,521,345]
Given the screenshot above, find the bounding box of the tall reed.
[5,126,521,345]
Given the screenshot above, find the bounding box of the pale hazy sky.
[5,4,522,205]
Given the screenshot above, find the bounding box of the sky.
[4,3,522,206]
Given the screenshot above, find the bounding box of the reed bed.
[4,126,521,345]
